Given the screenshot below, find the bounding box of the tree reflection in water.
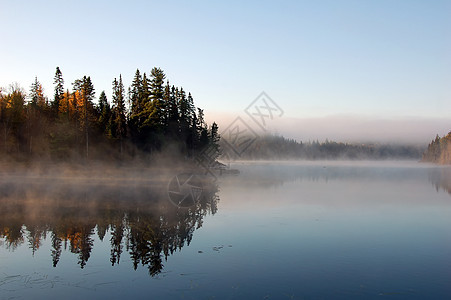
[429,167,451,195]
[0,173,219,276]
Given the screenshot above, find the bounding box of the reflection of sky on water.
[209,161,451,299]
[220,161,451,208]
[1,161,450,299]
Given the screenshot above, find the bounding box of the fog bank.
[207,112,450,144]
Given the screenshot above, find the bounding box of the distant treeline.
[0,67,220,162]
[422,132,451,164]
[223,135,425,160]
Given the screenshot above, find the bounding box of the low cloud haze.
[206,112,450,145]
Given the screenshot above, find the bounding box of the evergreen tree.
[197,108,209,150]
[53,67,64,116]
[186,92,195,121]
[208,122,220,160]
[166,84,179,137]
[3,85,27,153]
[180,92,196,152]
[163,81,171,132]
[136,69,166,151]
[73,76,95,159]
[141,72,151,109]
[149,67,166,127]
[71,90,79,122]
[29,77,46,109]
[149,67,165,102]
[27,78,47,155]
[177,88,188,135]
[98,91,111,135]
[111,75,127,154]
[128,69,143,144]
[129,69,143,117]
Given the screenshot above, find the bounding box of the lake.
[1,161,450,299]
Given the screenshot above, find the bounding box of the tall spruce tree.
[128,69,143,144]
[197,108,209,151]
[167,85,179,130]
[149,67,166,128]
[136,69,166,151]
[112,75,126,155]
[149,67,165,102]
[29,77,46,109]
[53,67,64,116]
[141,72,150,109]
[98,91,111,135]
[73,76,95,159]
[209,122,220,160]
[129,69,143,117]
[28,77,47,155]
[163,81,171,133]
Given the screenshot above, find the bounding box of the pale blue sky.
[1,0,450,142]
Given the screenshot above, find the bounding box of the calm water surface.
[1,161,450,299]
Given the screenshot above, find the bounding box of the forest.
[0,67,220,163]
[422,132,451,164]
[1,67,445,165]
[225,135,425,160]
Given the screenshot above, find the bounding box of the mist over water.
[1,161,450,299]
[208,112,450,145]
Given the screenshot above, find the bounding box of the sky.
[1,0,450,144]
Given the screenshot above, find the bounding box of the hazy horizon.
[207,111,449,145]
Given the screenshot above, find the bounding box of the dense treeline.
[225,135,425,160]
[422,132,451,164]
[0,67,220,162]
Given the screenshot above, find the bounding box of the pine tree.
[149,67,165,102]
[209,122,220,160]
[167,85,179,133]
[163,81,171,132]
[98,91,111,135]
[141,72,150,109]
[27,77,47,155]
[139,72,151,126]
[197,108,209,150]
[71,90,79,122]
[73,76,95,159]
[177,88,187,131]
[186,92,195,121]
[53,67,64,116]
[128,69,143,144]
[29,77,46,109]
[135,69,166,151]
[129,69,143,117]
[149,67,166,127]
[111,75,126,155]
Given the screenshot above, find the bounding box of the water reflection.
[229,161,451,196]
[0,172,219,276]
[1,162,450,299]
[429,167,451,195]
